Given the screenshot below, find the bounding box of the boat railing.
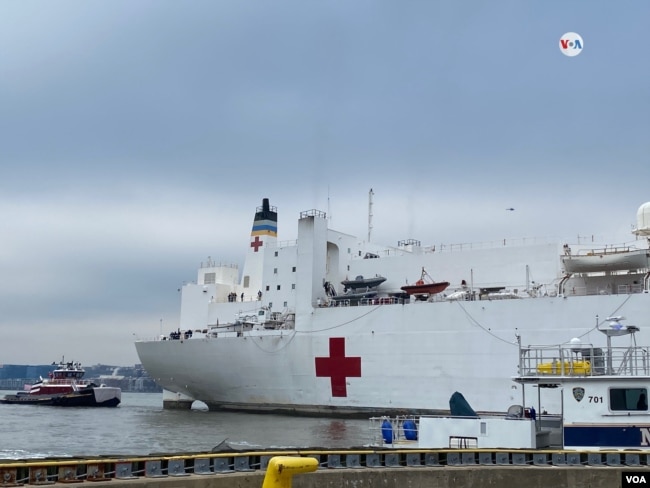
[369,415,420,445]
[369,412,537,446]
[47,379,92,386]
[519,343,650,377]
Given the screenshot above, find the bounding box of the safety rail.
[2,448,650,485]
[519,344,650,377]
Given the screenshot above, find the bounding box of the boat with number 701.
[372,316,650,451]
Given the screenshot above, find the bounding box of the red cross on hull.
[315,337,361,397]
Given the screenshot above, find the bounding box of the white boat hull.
[562,249,650,273]
[136,292,650,416]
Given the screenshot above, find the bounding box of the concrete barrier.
[2,451,649,487]
[29,466,640,488]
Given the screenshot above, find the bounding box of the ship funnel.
[240,199,278,300]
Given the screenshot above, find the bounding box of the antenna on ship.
[368,188,374,243]
[327,185,331,224]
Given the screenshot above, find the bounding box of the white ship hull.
[136,293,650,415]
[135,198,650,416]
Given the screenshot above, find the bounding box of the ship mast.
[368,188,374,243]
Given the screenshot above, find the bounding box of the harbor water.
[0,391,369,459]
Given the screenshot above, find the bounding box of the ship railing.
[519,343,650,377]
[324,296,407,308]
[572,245,641,256]
[618,283,645,294]
[564,284,646,297]
[266,239,298,248]
[198,261,238,270]
[350,237,563,259]
[564,286,587,296]
[300,209,326,219]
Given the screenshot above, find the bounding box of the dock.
[0,448,647,487]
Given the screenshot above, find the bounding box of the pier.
[0,449,647,487]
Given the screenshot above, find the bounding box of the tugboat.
[0,359,121,407]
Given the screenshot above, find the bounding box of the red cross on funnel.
[315,337,361,397]
[250,236,263,252]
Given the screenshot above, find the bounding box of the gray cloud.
[0,0,648,364]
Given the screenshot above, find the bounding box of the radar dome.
[634,202,650,236]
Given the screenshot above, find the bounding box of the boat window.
[243,276,250,288]
[609,388,648,411]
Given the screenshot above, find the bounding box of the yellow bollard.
[261,456,318,488]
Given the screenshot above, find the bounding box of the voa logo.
[559,32,583,57]
[622,472,647,487]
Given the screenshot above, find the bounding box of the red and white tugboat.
[0,359,121,407]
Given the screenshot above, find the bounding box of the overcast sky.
[1,1,648,366]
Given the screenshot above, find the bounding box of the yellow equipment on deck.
[536,360,591,375]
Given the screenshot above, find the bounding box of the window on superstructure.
[266,285,270,291]
[274,268,278,274]
[243,276,250,288]
[275,251,278,257]
[204,273,216,285]
[609,388,648,411]
[292,284,295,289]
[283,301,287,307]
[277,285,281,291]
[292,267,296,272]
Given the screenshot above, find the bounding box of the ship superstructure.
[135,197,650,416]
